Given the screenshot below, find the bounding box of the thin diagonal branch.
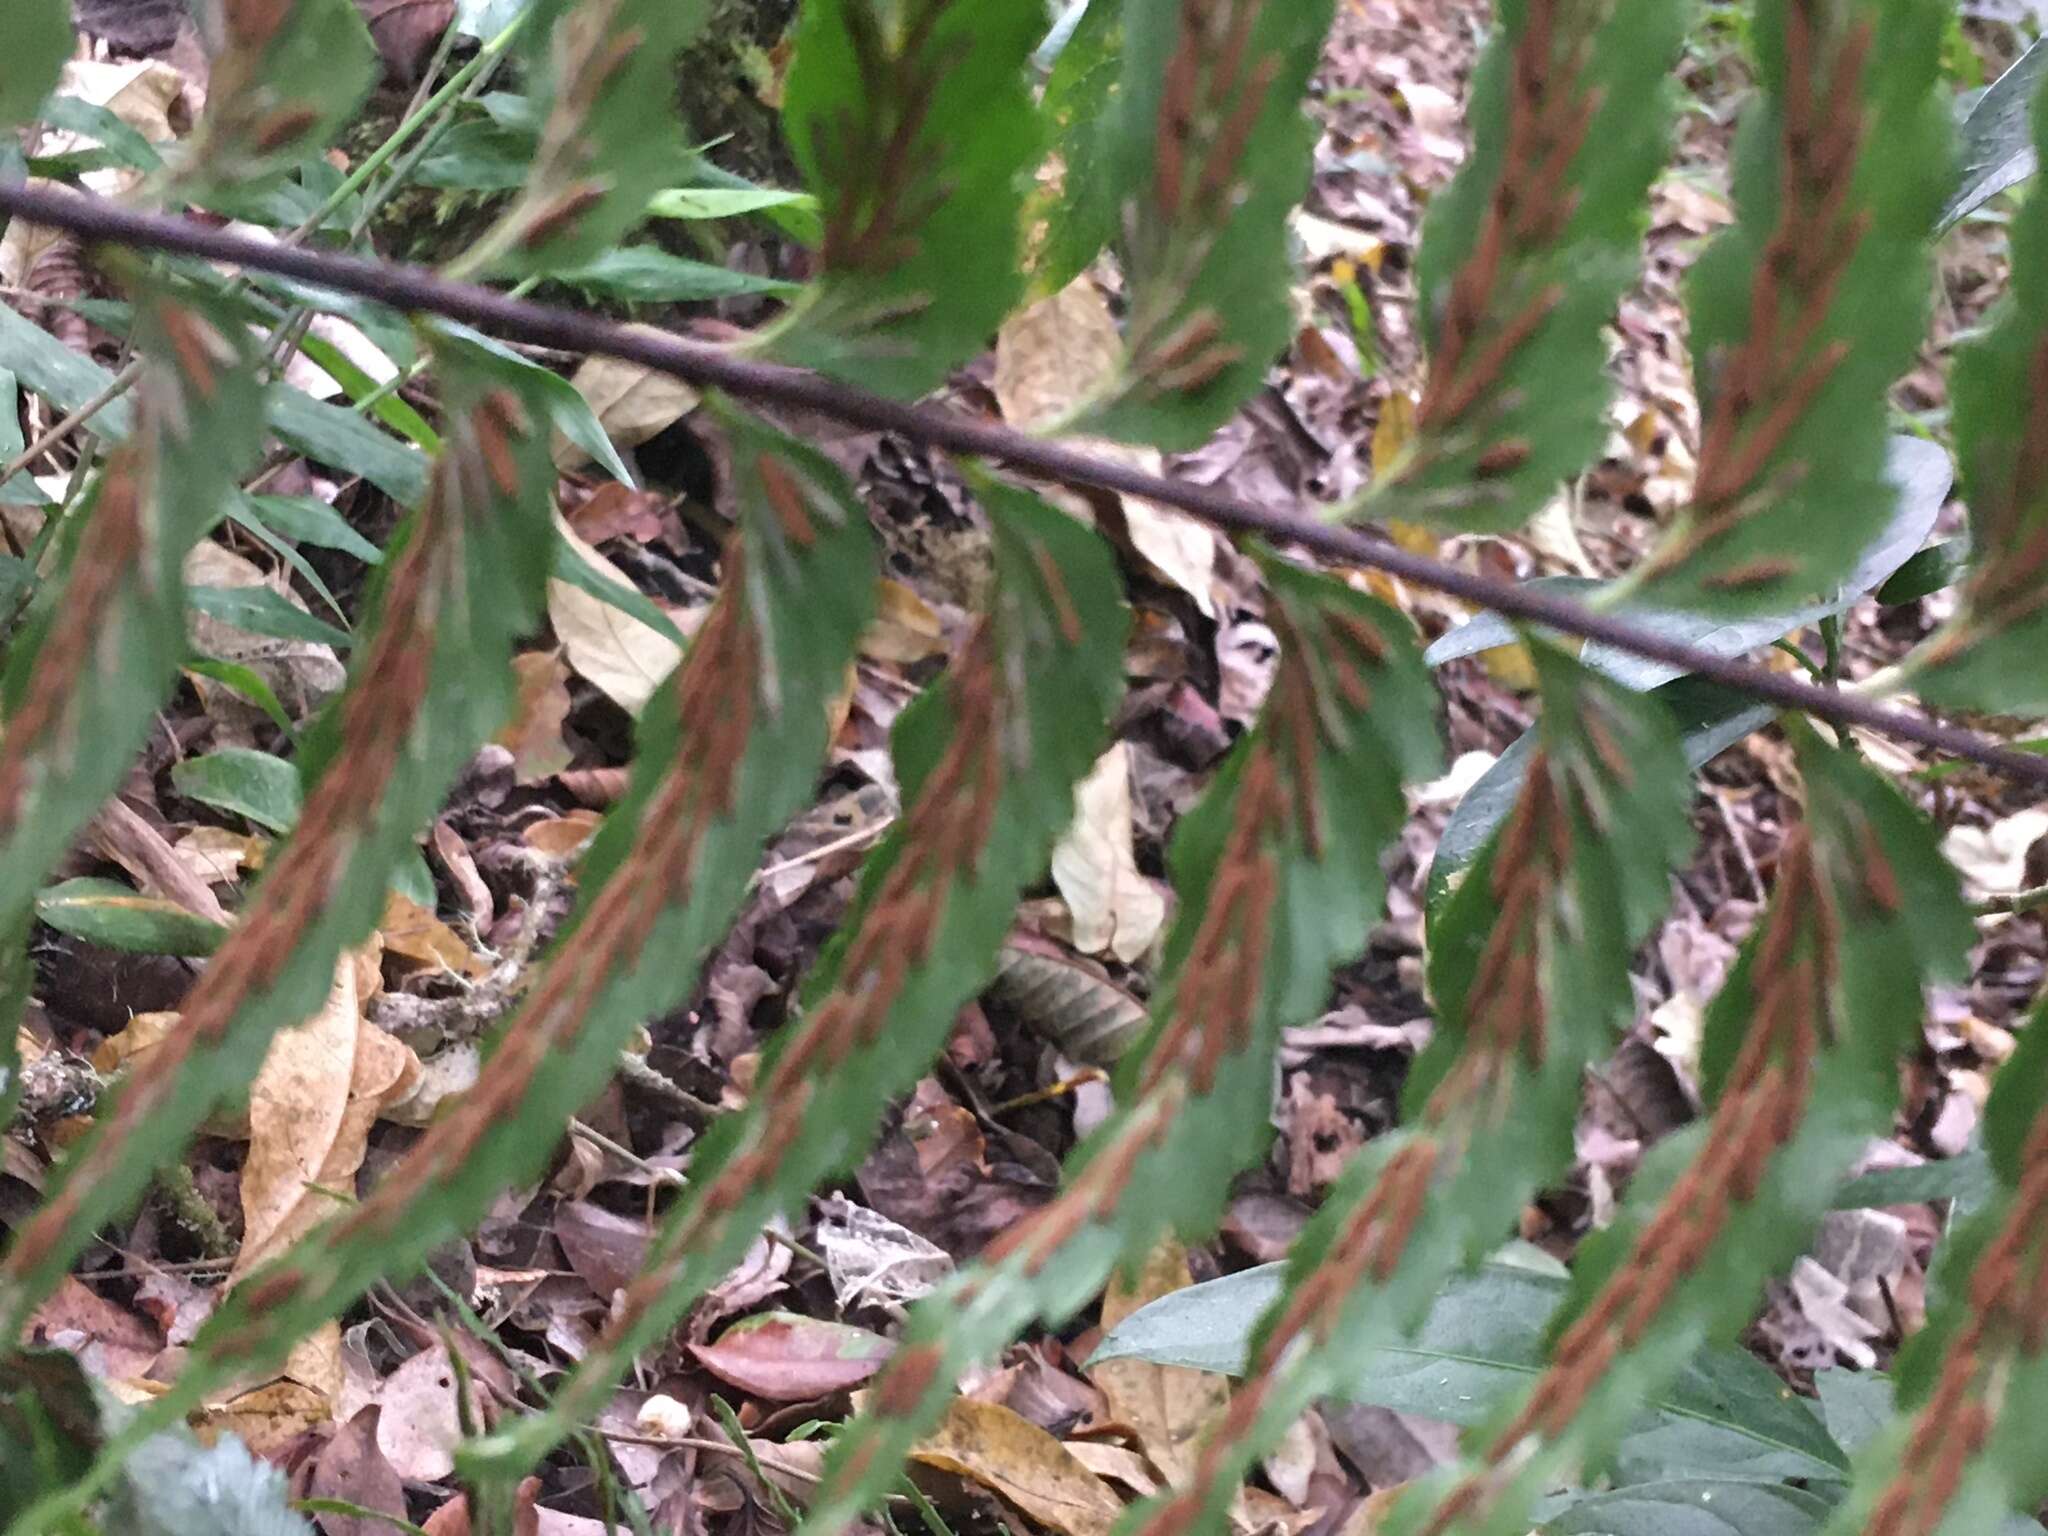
[2,179,2042,787]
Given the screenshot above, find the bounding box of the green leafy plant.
[4,1,2048,1535]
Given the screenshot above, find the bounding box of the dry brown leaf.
[994,279,1123,432]
[379,891,489,979]
[1087,1237,1231,1488]
[548,518,685,712]
[910,1397,1125,1536]
[494,649,575,782]
[1051,744,1166,964]
[231,958,417,1281]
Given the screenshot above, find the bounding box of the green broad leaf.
[1093,1261,1848,1487]
[1830,1148,1993,1213]
[0,303,139,440]
[36,96,166,173]
[466,472,1131,1487]
[436,322,635,486]
[449,0,710,279]
[171,749,304,834]
[107,404,878,1513]
[555,246,800,304]
[1425,437,1950,688]
[764,0,1042,397]
[1077,0,1338,448]
[0,282,265,965]
[0,1350,101,1515]
[780,564,1442,1536]
[1385,738,1972,1536]
[1088,652,1697,1536]
[1939,38,2048,234]
[182,660,298,740]
[1614,0,1950,616]
[1900,81,2048,711]
[1539,1481,1835,1536]
[171,0,378,201]
[289,332,438,453]
[185,586,352,650]
[1025,0,1122,298]
[0,328,562,1415]
[1873,536,1965,605]
[1362,0,1684,529]
[0,304,428,507]
[1427,677,1775,917]
[647,187,816,221]
[0,0,70,130]
[34,879,226,957]
[238,495,384,565]
[267,388,429,504]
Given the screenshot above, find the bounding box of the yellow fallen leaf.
[1088,1237,1231,1488]
[380,891,490,979]
[910,1398,1125,1536]
[863,578,950,664]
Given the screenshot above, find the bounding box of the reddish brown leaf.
[689,1310,893,1401]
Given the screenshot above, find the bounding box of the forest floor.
[6,1,2048,1533]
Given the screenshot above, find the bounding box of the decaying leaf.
[231,957,419,1282]
[1086,1237,1231,1487]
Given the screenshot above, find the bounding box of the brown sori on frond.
[1860,1105,2048,1536]
[1637,0,1875,588]
[813,0,965,274]
[601,623,1003,1318]
[0,450,148,837]
[1420,760,1569,1133]
[1416,0,1594,445]
[516,0,646,246]
[0,388,533,1291]
[982,602,1364,1278]
[1416,832,1837,1536]
[207,564,761,1349]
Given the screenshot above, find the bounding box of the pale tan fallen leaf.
[172,825,269,887]
[1052,744,1167,964]
[1087,1237,1231,1488]
[863,578,950,664]
[231,958,417,1281]
[381,1040,482,1127]
[551,354,700,471]
[548,517,685,712]
[910,1397,1125,1536]
[994,278,1123,431]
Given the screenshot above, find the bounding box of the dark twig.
[3,180,2045,787]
